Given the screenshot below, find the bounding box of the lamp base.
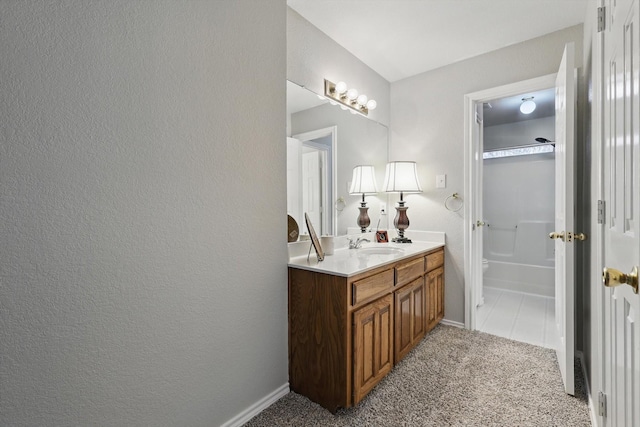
[357,203,371,233]
[393,202,412,243]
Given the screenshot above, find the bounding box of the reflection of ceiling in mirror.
[287,81,327,115]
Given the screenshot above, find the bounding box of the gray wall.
[0,1,287,426]
[390,25,584,325]
[484,117,555,150]
[287,7,391,127]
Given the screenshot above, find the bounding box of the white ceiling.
[287,0,587,83]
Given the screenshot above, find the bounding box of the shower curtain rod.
[483,141,555,153]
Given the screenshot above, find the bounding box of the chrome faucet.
[348,237,370,249]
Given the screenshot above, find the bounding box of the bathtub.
[481,219,555,297]
[483,260,554,297]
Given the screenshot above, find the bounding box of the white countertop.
[288,241,444,277]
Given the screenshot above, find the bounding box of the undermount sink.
[356,246,405,255]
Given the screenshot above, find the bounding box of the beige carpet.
[246,325,591,426]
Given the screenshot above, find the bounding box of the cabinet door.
[394,277,426,363]
[426,266,444,331]
[353,294,393,405]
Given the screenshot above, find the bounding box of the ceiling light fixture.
[324,79,377,116]
[520,97,536,114]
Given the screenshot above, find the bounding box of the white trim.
[576,351,599,427]
[220,383,290,427]
[463,73,557,331]
[439,318,465,328]
[591,2,605,427]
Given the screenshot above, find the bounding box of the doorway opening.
[476,88,557,348]
[463,73,558,334]
[465,43,576,395]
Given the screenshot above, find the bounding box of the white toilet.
[482,258,489,274]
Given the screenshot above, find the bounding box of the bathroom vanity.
[288,242,444,412]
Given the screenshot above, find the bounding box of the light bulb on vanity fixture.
[335,81,348,95]
[520,97,536,114]
[382,161,422,243]
[324,79,377,116]
[349,165,378,233]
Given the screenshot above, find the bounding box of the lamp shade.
[382,161,422,193]
[349,165,378,194]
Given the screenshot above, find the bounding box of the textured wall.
[0,1,287,426]
[390,25,584,324]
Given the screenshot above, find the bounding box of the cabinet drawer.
[352,270,394,306]
[395,257,425,286]
[426,249,444,271]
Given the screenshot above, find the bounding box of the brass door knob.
[549,232,565,240]
[476,220,486,227]
[574,232,588,241]
[603,266,639,294]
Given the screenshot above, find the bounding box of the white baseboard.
[439,318,464,328]
[221,383,290,427]
[576,351,599,427]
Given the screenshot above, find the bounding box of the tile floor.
[476,287,556,349]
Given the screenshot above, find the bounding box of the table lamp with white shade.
[382,161,422,243]
[349,165,378,233]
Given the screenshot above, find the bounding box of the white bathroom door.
[602,0,640,424]
[302,149,323,233]
[553,42,576,396]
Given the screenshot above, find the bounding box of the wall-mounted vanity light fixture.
[382,161,422,243]
[324,79,377,116]
[349,165,378,232]
[519,97,536,114]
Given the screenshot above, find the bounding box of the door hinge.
[598,391,607,417]
[598,7,606,32]
[597,200,606,224]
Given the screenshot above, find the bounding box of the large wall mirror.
[286,80,389,241]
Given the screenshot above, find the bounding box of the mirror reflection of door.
[302,146,324,234]
[287,129,335,239]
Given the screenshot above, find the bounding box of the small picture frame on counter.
[375,230,389,243]
[305,213,324,261]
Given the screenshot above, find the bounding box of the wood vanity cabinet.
[426,266,445,331]
[352,293,394,404]
[425,247,445,332]
[288,246,445,413]
[394,276,426,362]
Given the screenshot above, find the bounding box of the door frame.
[463,73,557,330]
[590,1,605,425]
